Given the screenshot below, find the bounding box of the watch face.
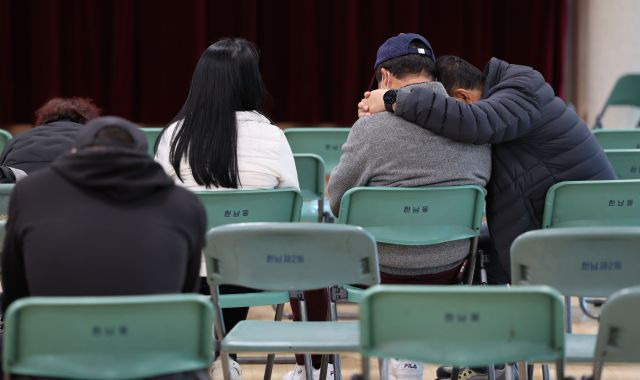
[384,90,397,104]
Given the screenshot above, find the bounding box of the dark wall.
[0,0,567,126]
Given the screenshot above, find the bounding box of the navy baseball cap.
[369,33,435,90]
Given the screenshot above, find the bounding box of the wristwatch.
[383,89,397,113]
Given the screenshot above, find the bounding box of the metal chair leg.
[517,361,528,380]
[263,303,285,380]
[488,364,496,380]
[298,295,314,380]
[330,300,343,380]
[542,362,550,380]
[221,353,233,380]
[555,359,565,380]
[466,237,479,284]
[505,364,512,380]
[318,198,325,223]
[564,296,573,333]
[379,358,389,380]
[319,355,330,380]
[361,356,370,380]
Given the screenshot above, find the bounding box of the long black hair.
[165,38,266,188]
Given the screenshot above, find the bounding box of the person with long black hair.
[155,38,299,380]
[155,38,298,191]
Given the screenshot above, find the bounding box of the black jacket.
[1,148,206,314]
[394,57,616,274]
[0,120,82,181]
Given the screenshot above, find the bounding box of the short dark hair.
[375,39,435,82]
[94,126,135,146]
[34,97,101,126]
[435,55,485,96]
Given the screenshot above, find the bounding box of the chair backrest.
[284,128,350,175]
[195,188,302,230]
[204,222,380,290]
[604,74,640,107]
[593,129,640,149]
[604,149,640,179]
[0,129,12,153]
[359,285,565,367]
[593,286,640,366]
[542,180,640,228]
[594,75,640,129]
[140,127,163,157]
[2,294,213,379]
[337,186,485,245]
[510,227,640,298]
[0,183,14,217]
[293,153,325,201]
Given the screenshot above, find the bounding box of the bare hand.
[366,89,387,114]
[357,92,371,118]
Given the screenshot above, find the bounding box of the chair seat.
[219,291,290,308]
[343,285,366,303]
[366,225,476,246]
[221,320,360,352]
[566,333,596,362]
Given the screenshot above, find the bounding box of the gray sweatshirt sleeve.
[327,118,374,217]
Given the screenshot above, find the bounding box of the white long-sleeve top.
[155,111,299,191]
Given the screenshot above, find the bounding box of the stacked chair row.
[4,222,639,380]
[2,176,640,379]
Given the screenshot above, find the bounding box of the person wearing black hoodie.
[1,116,207,378]
[2,115,206,309]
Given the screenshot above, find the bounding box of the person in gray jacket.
[360,55,616,284]
[328,35,490,379]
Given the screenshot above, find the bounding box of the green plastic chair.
[284,128,350,175]
[593,74,640,129]
[359,285,566,380]
[337,186,486,298]
[140,127,163,157]
[0,129,12,154]
[593,129,640,149]
[0,183,14,217]
[204,222,380,380]
[294,153,327,222]
[195,188,302,377]
[511,227,640,365]
[542,180,640,229]
[604,149,640,179]
[590,286,640,380]
[2,294,213,380]
[195,188,302,230]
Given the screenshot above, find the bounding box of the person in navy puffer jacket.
[359,55,616,282]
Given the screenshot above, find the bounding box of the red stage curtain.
[0,0,567,126]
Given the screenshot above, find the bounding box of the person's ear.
[381,68,390,87]
[453,88,473,104]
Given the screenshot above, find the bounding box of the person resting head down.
[435,55,484,103]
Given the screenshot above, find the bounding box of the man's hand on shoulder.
[357,89,388,118]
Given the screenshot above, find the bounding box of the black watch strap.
[383,89,397,113]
